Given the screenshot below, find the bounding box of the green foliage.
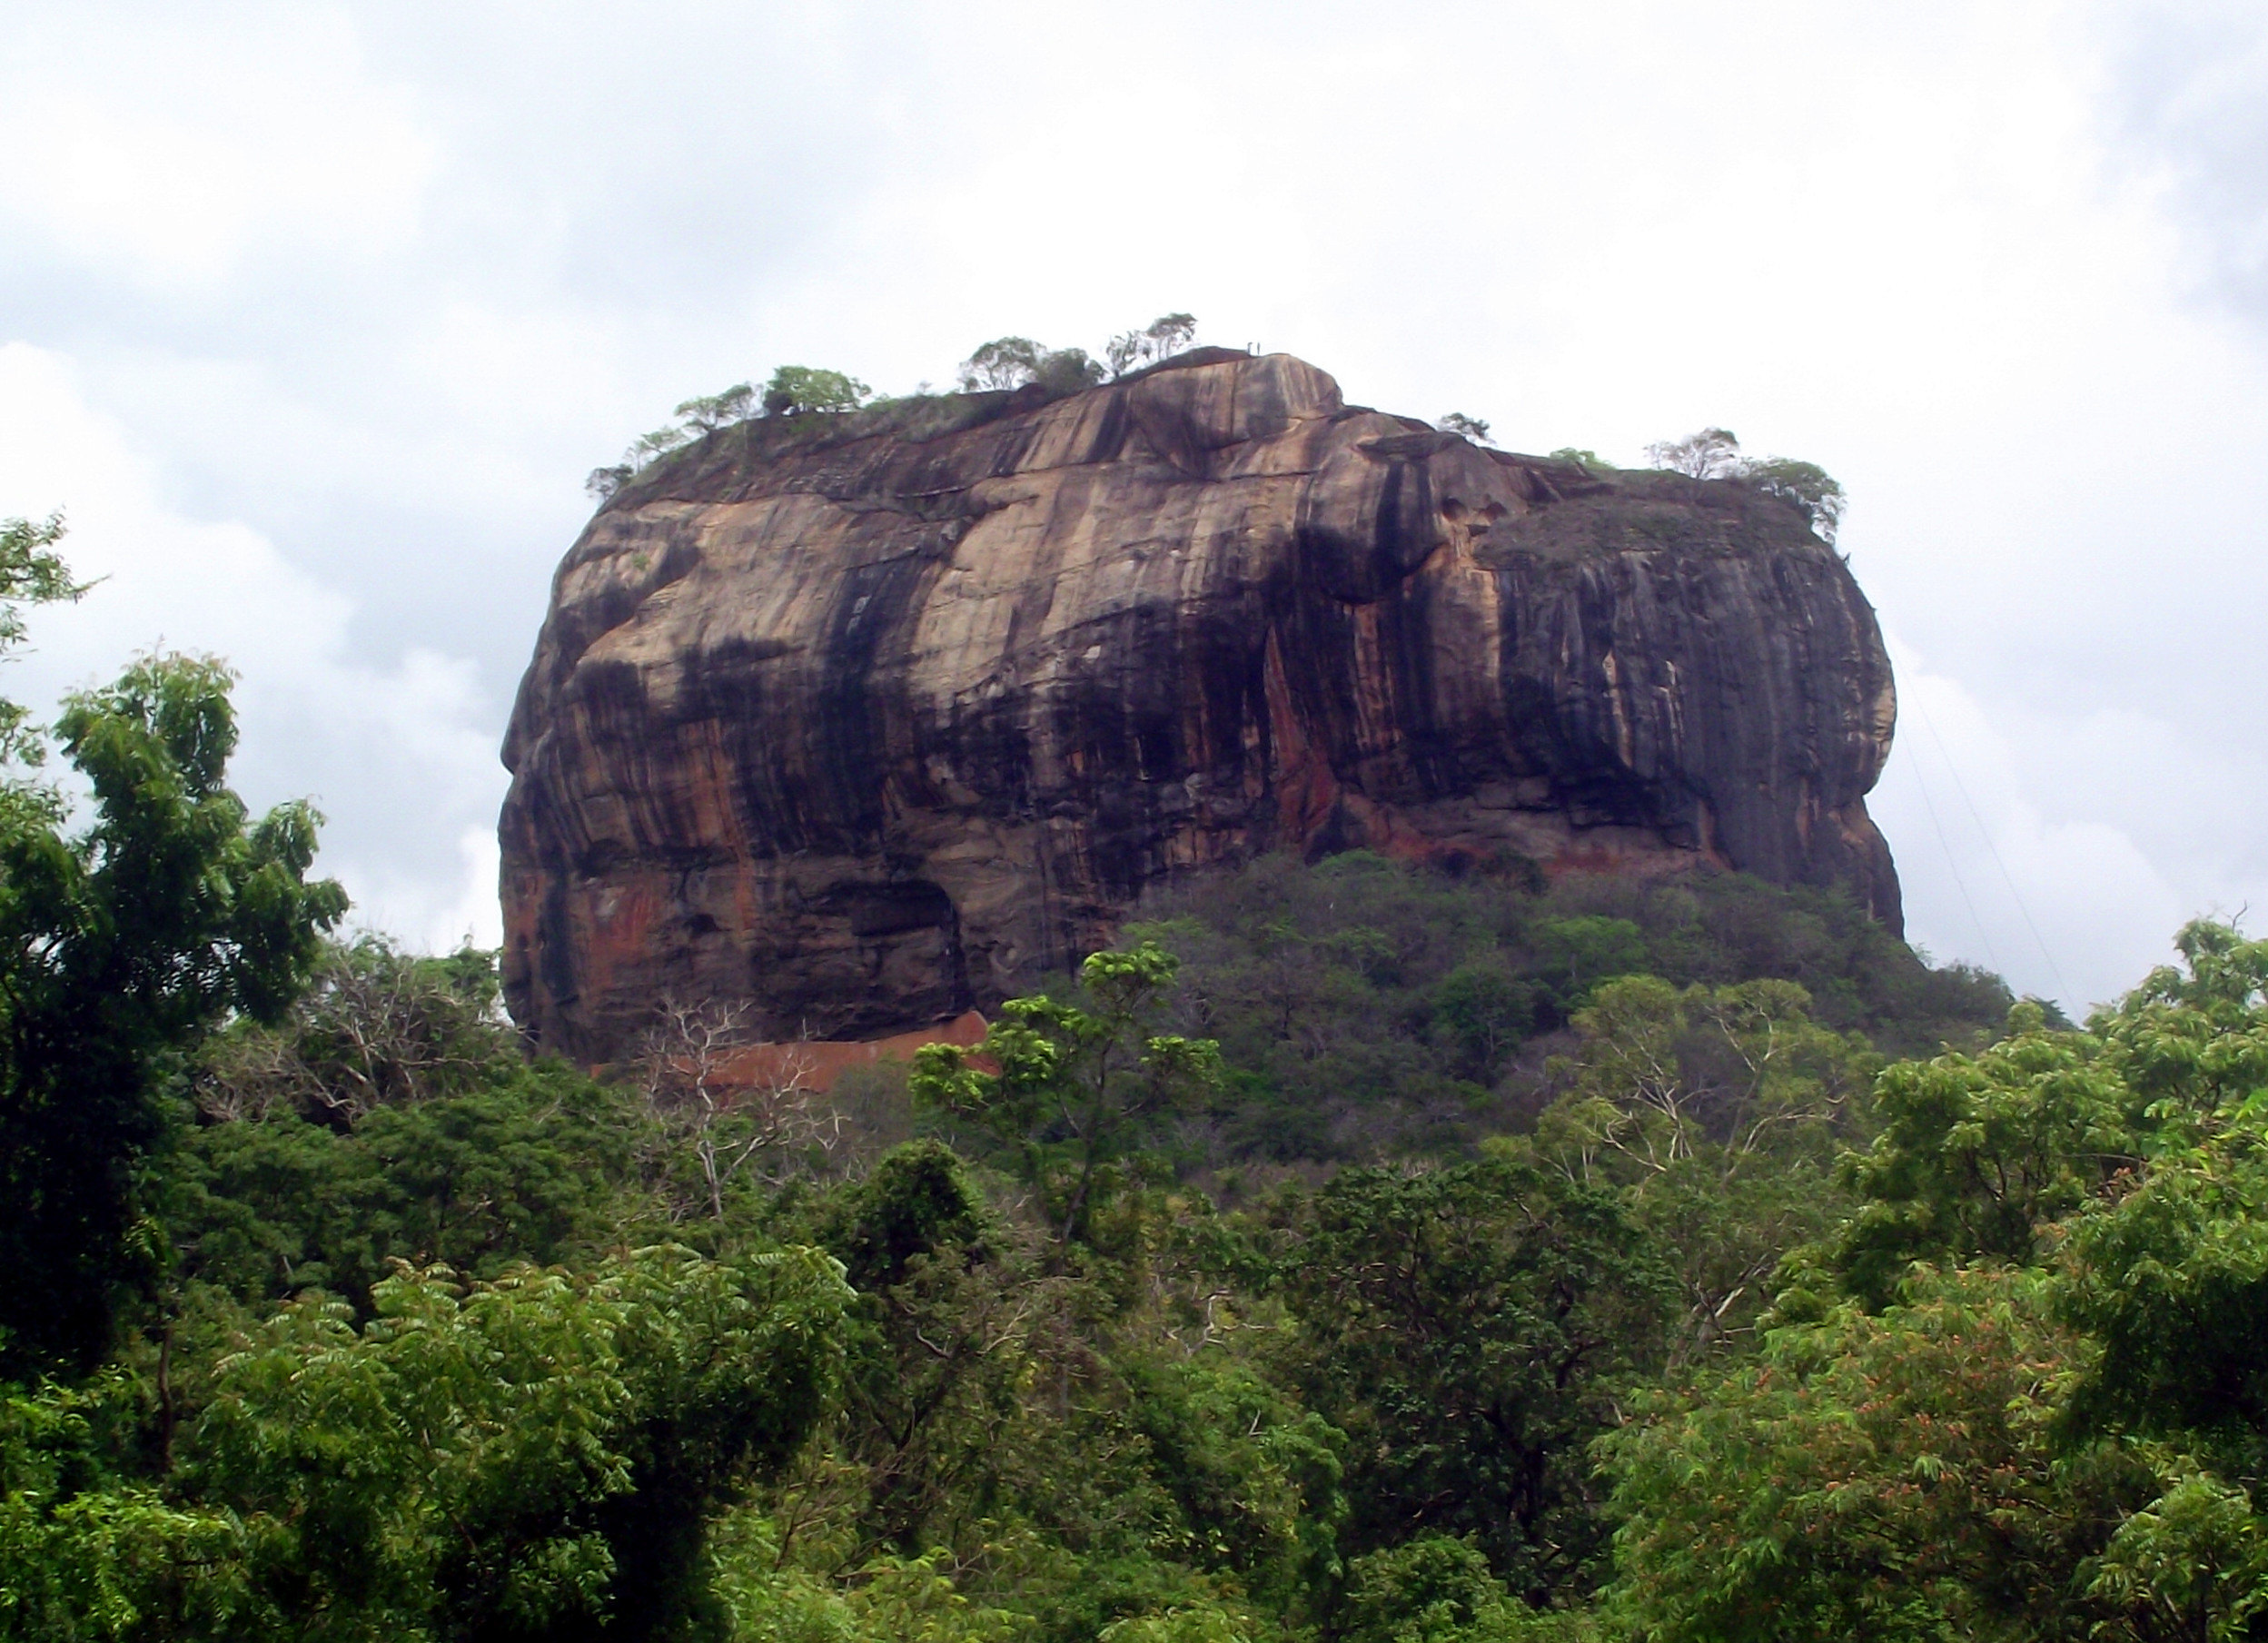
[1820,1001,2131,1311]
[1,1246,849,1641]
[1276,1154,1671,1598]
[0,514,89,767]
[2052,927,2268,1485]
[911,943,1223,1252]
[1601,1266,2168,1643]
[1435,413,1492,445]
[1644,430,1849,544]
[1602,918,2268,1641]
[708,1512,1035,1641]
[164,1059,650,1308]
[0,650,345,1371]
[1116,1352,1345,1616]
[1527,915,1648,1019]
[1105,314,1199,379]
[956,337,1106,395]
[761,367,871,418]
[0,1373,258,1639]
[1128,852,2006,1164]
[589,368,872,500]
[34,793,2268,1643]
[1336,1535,1520,1643]
[2084,1474,2268,1643]
[814,1140,1034,1559]
[1431,961,1535,1081]
[1742,456,1848,546]
[1531,975,1875,1356]
[203,1245,846,1640]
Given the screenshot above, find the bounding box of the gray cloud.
[2101,3,2268,319]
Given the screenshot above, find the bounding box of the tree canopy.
[1645,429,1850,544]
[0,520,345,1373]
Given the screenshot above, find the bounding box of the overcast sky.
[2,0,2264,1015]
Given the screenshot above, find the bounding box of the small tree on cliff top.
[960,313,1198,394]
[1646,427,1849,545]
[1104,312,1198,377]
[587,367,874,500]
[1646,426,1745,480]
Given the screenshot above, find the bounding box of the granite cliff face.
[500,350,1900,1063]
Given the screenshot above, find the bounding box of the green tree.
[674,381,757,431]
[1601,1266,2174,1643]
[1431,961,1533,1081]
[1743,456,1848,545]
[1104,314,1199,378]
[814,1140,1041,1559]
[1602,922,2268,1642]
[910,944,1222,1252]
[1819,1001,2133,1312]
[1644,428,1744,480]
[760,366,871,418]
[1276,1154,1670,1599]
[0,514,88,763]
[165,1058,651,1309]
[2054,927,2268,1487]
[0,643,345,1372]
[1526,916,1647,1022]
[1532,976,1873,1357]
[183,1244,850,1641]
[956,337,1104,396]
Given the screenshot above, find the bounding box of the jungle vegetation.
[7,512,2268,1640]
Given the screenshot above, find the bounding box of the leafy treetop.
[1646,427,1849,545]
[959,312,1202,396]
[587,364,875,500]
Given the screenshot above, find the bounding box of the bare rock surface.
[500,350,1900,1062]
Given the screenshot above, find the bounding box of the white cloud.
[0,341,502,948]
[0,6,436,289]
[1871,638,2216,1015]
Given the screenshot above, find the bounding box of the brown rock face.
[500,350,1900,1063]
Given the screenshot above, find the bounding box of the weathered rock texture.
[501,349,1899,1063]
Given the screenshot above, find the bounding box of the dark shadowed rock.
[500,351,1900,1063]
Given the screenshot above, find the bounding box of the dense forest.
[8,510,2268,1641]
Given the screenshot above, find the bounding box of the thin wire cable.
[1905,722,2002,975]
[1911,696,2075,1006]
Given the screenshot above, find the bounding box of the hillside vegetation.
[9,512,2268,1641]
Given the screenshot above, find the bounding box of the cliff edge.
[500,350,1900,1062]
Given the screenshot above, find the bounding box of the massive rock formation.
[500,349,1899,1064]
